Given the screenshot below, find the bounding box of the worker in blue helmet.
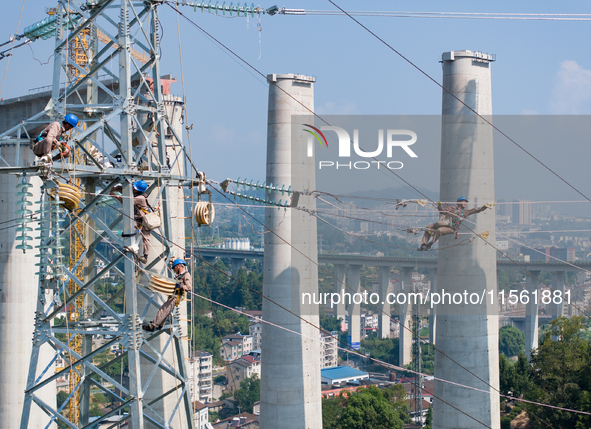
[144,258,192,332]
[111,179,154,263]
[418,196,492,251]
[31,114,79,163]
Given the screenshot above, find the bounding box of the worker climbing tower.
[0,1,204,428]
[434,50,500,429]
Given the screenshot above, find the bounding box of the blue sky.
[1,1,590,202]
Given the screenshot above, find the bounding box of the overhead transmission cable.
[141,5,591,401]
[119,3,591,415]
[324,0,591,204]
[275,9,591,21]
[70,205,591,421]
[193,290,591,418]
[74,213,492,428]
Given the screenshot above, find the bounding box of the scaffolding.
[0,1,200,428]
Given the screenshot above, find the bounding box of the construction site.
[0,1,590,429]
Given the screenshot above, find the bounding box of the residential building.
[193,400,213,429]
[212,413,259,428]
[244,310,262,323]
[226,353,261,392]
[221,333,253,361]
[320,331,338,369]
[361,313,378,330]
[249,323,262,350]
[511,199,532,225]
[189,350,214,403]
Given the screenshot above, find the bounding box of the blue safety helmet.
[132,180,148,193]
[64,114,79,128]
[457,196,468,202]
[172,259,187,268]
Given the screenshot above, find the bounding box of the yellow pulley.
[49,182,83,211]
[194,201,215,226]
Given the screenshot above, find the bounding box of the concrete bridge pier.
[551,271,565,320]
[525,271,541,359]
[203,256,217,266]
[347,265,362,350]
[428,268,438,346]
[399,267,413,366]
[333,264,347,324]
[378,266,391,339]
[230,258,244,274]
[551,271,565,341]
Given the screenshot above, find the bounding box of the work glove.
[485,203,495,209]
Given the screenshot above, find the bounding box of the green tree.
[322,395,344,429]
[234,374,260,414]
[360,335,399,366]
[525,317,591,428]
[424,406,433,429]
[499,325,525,357]
[338,386,404,429]
[57,391,69,409]
[320,315,343,333]
[499,353,517,396]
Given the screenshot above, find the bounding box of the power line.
[194,289,591,418]
[70,181,591,423]
[325,0,591,204]
[276,9,591,21]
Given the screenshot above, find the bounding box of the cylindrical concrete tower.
[260,73,322,429]
[434,50,500,429]
[0,143,55,428]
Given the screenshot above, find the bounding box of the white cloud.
[316,100,357,115]
[549,60,591,114]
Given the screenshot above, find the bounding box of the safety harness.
[174,271,188,307]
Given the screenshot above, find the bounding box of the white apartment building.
[249,322,262,351]
[220,333,253,362]
[189,350,214,403]
[320,332,338,369]
[226,353,261,392]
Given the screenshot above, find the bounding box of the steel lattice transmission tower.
[410,281,423,426]
[0,1,199,428]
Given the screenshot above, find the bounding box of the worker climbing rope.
[30,113,78,163]
[418,197,493,251]
[143,258,191,332]
[110,180,158,263]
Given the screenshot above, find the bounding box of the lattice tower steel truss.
[410,281,423,426]
[0,1,198,428]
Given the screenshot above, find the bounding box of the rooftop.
[321,366,369,382]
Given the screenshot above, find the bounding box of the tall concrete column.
[525,271,540,359]
[260,73,322,429]
[0,143,54,428]
[231,258,244,274]
[428,268,438,346]
[347,265,362,350]
[333,264,347,323]
[399,267,413,366]
[378,266,391,339]
[551,271,565,320]
[434,50,500,429]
